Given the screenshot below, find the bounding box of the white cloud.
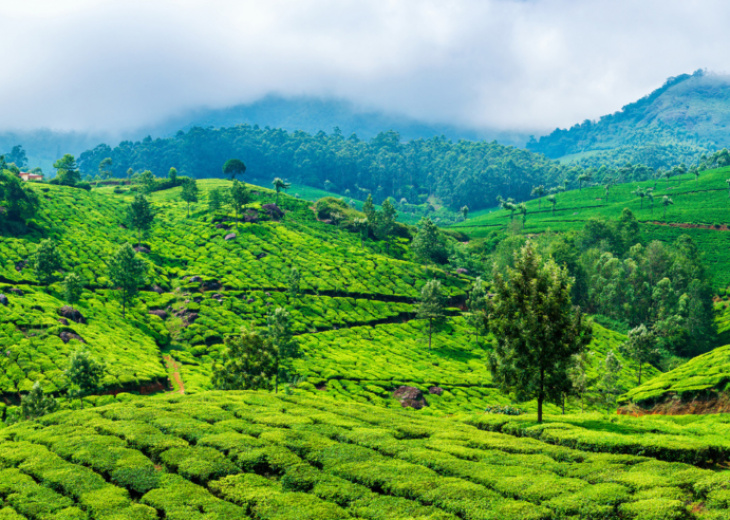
[0,0,727,133]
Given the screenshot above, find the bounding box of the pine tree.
[108,243,147,317]
[127,194,155,246]
[21,381,58,420]
[567,350,593,413]
[65,351,105,409]
[288,267,301,297]
[417,279,446,350]
[213,328,276,390]
[181,178,199,218]
[34,239,62,284]
[265,307,299,393]
[489,242,592,423]
[411,217,446,264]
[63,272,83,311]
[619,324,657,385]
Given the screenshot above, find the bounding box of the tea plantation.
[0,391,726,520]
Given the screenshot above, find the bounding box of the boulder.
[134,245,151,254]
[15,260,27,272]
[201,280,221,291]
[0,294,8,306]
[189,276,203,283]
[152,285,165,294]
[58,306,86,324]
[149,309,168,320]
[8,288,23,296]
[256,252,268,260]
[393,386,428,410]
[262,204,284,221]
[58,318,69,325]
[215,223,231,230]
[428,386,444,396]
[224,233,237,241]
[59,331,85,344]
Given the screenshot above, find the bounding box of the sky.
[1,0,729,134]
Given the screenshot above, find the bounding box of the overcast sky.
[1,0,728,134]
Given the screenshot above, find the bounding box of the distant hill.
[1,95,531,174]
[528,70,730,168]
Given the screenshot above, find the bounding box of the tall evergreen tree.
[108,243,147,317]
[65,351,105,409]
[20,382,58,420]
[619,324,657,385]
[417,279,446,350]
[489,242,592,423]
[411,217,446,264]
[63,272,83,311]
[288,267,301,297]
[598,350,623,412]
[127,194,155,246]
[229,181,250,227]
[265,307,299,393]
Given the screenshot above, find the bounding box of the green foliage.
[208,187,223,214]
[63,272,83,310]
[34,238,62,284]
[411,217,447,264]
[66,350,105,407]
[108,243,147,317]
[417,279,446,350]
[272,177,291,205]
[180,178,199,217]
[489,242,593,422]
[620,324,659,385]
[213,328,277,390]
[53,154,81,186]
[222,158,246,180]
[0,170,40,232]
[126,194,155,245]
[20,381,58,420]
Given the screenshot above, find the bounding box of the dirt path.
[163,355,185,394]
[642,221,730,231]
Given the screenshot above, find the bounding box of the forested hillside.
[76,127,571,212]
[528,70,730,169]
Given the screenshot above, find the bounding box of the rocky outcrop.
[0,295,8,306]
[58,306,86,324]
[59,331,85,343]
[262,204,284,221]
[393,386,428,409]
[428,386,444,396]
[149,309,168,320]
[224,233,236,241]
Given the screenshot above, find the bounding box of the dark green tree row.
[78,126,579,211]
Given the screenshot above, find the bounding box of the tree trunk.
[537,369,544,423]
[275,356,279,394]
[276,192,280,205]
[638,363,642,386]
[187,202,190,218]
[537,396,543,423]
[428,318,432,351]
[561,394,565,415]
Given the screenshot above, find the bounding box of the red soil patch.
[643,221,730,231]
[163,355,185,395]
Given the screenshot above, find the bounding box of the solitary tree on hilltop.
[127,194,155,247]
[547,194,557,215]
[488,242,592,423]
[223,158,246,181]
[53,154,80,186]
[272,177,291,205]
[108,243,147,317]
[417,279,446,351]
[181,178,199,218]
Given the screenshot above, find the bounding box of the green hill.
[0,390,726,520]
[0,178,655,416]
[528,70,730,168]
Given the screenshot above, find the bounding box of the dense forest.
[77,126,573,211]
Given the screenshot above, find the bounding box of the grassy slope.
[0,390,726,520]
[451,165,730,289]
[0,180,654,416]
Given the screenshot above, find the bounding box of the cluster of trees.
[547,210,716,361]
[0,168,40,233]
[76,125,578,212]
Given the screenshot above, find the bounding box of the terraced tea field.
[0,391,726,520]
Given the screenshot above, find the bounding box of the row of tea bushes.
[0,391,723,519]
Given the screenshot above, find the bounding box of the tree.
[108,243,147,317]
[137,170,156,193]
[726,178,730,198]
[98,157,113,179]
[362,194,376,233]
[466,277,488,344]
[577,173,591,192]
[547,194,557,215]
[168,167,178,183]
[288,267,301,296]
[567,350,593,413]
[647,190,655,214]
[181,178,199,218]
[20,382,57,420]
[7,145,27,169]
[265,307,299,393]
[662,196,674,220]
[417,279,446,350]
[208,188,223,215]
[604,183,611,201]
[488,242,592,423]
[222,158,246,181]
[229,181,250,227]
[34,239,62,284]
[411,217,447,264]
[53,154,81,186]
[272,177,291,205]
[375,199,397,247]
[597,350,623,412]
[619,324,657,385]
[0,170,40,229]
[212,328,276,390]
[633,187,645,209]
[65,350,105,408]
[353,217,368,247]
[694,169,700,184]
[531,185,545,209]
[126,168,134,182]
[517,202,527,227]
[63,272,83,311]
[127,194,155,246]
[461,205,469,220]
